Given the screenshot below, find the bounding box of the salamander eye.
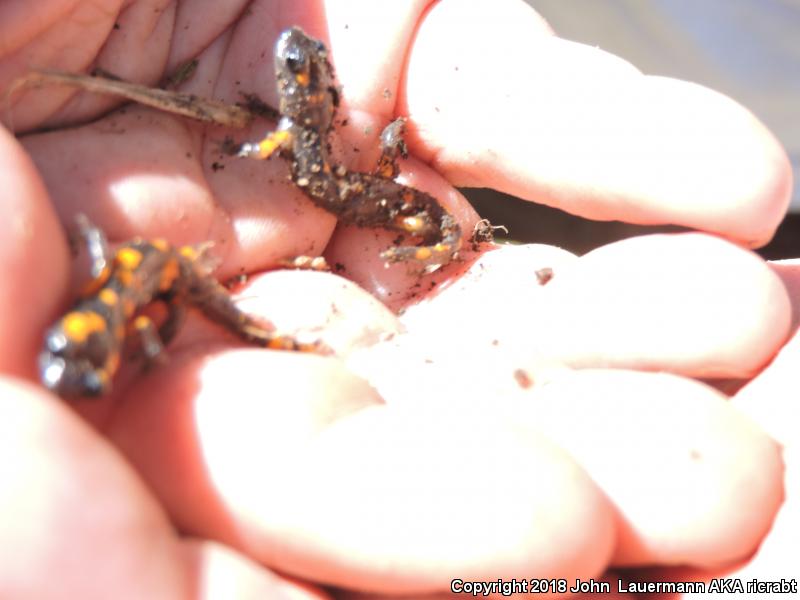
[284,46,306,73]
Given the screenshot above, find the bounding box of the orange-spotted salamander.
[235,27,461,272]
[39,216,322,398]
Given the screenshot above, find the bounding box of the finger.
[111,387,614,594]
[526,233,790,378]
[633,440,798,596]
[229,270,403,353]
[686,444,800,595]
[517,369,783,568]
[770,259,800,329]
[402,0,791,246]
[0,377,186,598]
[731,259,800,447]
[0,125,68,379]
[398,243,576,349]
[268,405,611,595]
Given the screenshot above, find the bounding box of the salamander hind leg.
[370,122,462,271]
[380,211,461,273]
[130,315,169,367]
[185,272,331,355]
[237,321,329,354]
[156,296,188,348]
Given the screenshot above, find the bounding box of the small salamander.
[39,216,321,398]
[236,27,461,271]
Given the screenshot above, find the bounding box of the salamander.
[235,27,461,271]
[39,216,321,398]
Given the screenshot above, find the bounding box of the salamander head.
[274,26,338,129]
[38,316,114,398]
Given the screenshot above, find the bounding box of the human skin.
[0,0,796,598]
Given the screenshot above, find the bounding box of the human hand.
[0,0,795,598]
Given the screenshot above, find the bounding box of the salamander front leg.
[375,118,408,179]
[235,129,294,160]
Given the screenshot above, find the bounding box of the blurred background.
[462,0,800,258]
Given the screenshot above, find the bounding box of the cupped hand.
[0,0,795,598]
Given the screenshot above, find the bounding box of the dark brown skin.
[237,27,461,271]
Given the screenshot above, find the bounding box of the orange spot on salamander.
[115,247,143,270]
[62,311,106,343]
